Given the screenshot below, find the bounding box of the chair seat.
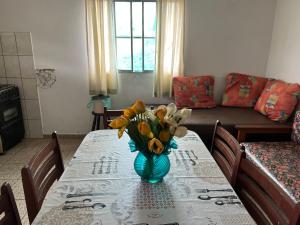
[242,142,300,203]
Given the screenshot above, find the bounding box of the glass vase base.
[134,152,171,184]
[142,177,163,184]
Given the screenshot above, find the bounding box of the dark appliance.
[0,84,24,153]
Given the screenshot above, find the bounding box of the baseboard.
[43,134,86,139]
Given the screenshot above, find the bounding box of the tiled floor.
[0,137,83,225]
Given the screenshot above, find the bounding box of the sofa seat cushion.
[222,73,268,107]
[292,111,300,144]
[184,106,276,126]
[243,142,300,202]
[182,106,284,147]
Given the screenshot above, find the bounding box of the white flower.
[164,103,192,126]
[144,110,156,121]
[174,126,188,137]
[177,108,192,124]
[164,103,192,138]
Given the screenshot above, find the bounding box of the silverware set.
[175,150,198,167]
[92,156,118,175]
[196,188,242,206]
[62,198,106,210]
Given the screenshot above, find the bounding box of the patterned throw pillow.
[221,73,268,107]
[254,79,300,122]
[173,75,216,108]
[292,111,300,144]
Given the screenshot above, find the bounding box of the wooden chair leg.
[92,113,97,131]
[96,114,101,130]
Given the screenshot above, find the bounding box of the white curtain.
[86,0,118,95]
[154,0,185,97]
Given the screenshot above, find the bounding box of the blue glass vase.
[129,139,177,183]
[134,152,170,183]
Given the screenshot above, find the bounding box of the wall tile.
[28,119,43,138]
[21,100,27,119]
[25,99,40,119]
[1,31,42,138]
[0,78,7,85]
[15,32,32,56]
[7,78,24,99]
[19,56,35,78]
[0,56,5,77]
[1,33,17,55]
[22,78,38,99]
[4,56,20,77]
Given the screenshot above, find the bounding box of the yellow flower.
[148,138,164,154]
[109,116,129,129]
[109,116,129,139]
[155,106,167,124]
[137,121,153,138]
[118,126,126,138]
[131,99,145,114]
[159,129,170,143]
[123,107,135,119]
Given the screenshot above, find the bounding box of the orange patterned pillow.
[254,79,300,122]
[222,73,268,107]
[173,75,216,108]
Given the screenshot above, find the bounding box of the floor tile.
[0,137,83,223]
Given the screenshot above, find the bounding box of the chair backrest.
[237,151,300,225]
[210,120,244,187]
[0,182,22,225]
[22,132,64,224]
[103,107,123,129]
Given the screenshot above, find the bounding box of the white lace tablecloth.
[32,130,255,225]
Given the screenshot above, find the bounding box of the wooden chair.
[210,120,244,187]
[103,107,123,129]
[22,132,64,224]
[237,151,300,225]
[0,182,22,225]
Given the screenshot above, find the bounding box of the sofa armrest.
[235,124,292,142]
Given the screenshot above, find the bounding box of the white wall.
[185,0,276,102]
[266,0,300,84]
[0,0,91,135]
[0,0,277,135]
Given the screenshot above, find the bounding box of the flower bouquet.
[109,100,192,183]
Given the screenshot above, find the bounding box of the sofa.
[182,105,296,148]
[174,73,300,148]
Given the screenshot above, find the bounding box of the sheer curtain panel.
[86,0,118,95]
[154,0,185,97]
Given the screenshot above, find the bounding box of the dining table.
[32,129,256,225]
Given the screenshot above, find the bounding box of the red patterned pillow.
[173,75,216,108]
[254,79,300,122]
[292,111,300,144]
[222,73,268,107]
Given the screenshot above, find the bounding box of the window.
[114,0,156,72]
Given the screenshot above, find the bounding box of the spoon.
[215,200,242,206]
[66,192,109,198]
[198,195,237,200]
[195,188,233,193]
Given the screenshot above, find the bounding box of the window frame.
[114,0,157,73]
